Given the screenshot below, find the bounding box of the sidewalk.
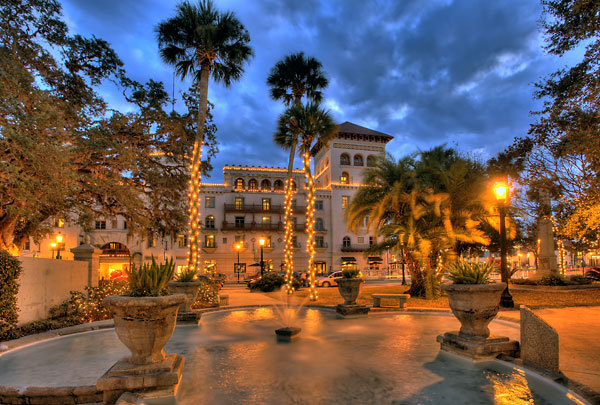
[221,284,282,306]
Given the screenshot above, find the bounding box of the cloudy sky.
[61,0,570,182]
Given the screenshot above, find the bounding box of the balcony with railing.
[224,204,306,214]
[340,243,371,252]
[221,221,307,232]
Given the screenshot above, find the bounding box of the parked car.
[315,271,342,287]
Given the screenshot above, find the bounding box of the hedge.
[0,250,22,341]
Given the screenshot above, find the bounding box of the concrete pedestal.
[335,304,370,318]
[275,327,301,342]
[437,331,519,360]
[97,353,184,404]
[176,310,202,323]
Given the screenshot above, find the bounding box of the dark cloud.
[61,0,559,181]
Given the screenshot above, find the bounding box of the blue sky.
[61,0,570,182]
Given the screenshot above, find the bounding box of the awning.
[341,257,356,262]
[368,257,383,262]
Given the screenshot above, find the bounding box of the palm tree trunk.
[188,65,210,273]
[303,149,317,300]
[283,140,297,293]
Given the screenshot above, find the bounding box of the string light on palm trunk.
[283,177,295,294]
[188,140,202,273]
[304,151,317,301]
[550,218,566,275]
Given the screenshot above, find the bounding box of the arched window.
[235,178,244,190]
[248,179,258,191]
[205,215,215,229]
[342,236,351,248]
[367,155,377,167]
[340,172,349,185]
[315,218,324,231]
[274,179,284,191]
[260,179,271,191]
[340,153,350,165]
[291,180,297,191]
[353,154,363,166]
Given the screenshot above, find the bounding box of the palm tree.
[156,0,253,273]
[275,103,335,300]
[267,53,328,291]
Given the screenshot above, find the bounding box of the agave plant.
[446,259,493,284]
[173,268,197,282]
[125,257,176,297]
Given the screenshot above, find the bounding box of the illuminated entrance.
[99,242,131,280]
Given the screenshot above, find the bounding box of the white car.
[315,271,342,287]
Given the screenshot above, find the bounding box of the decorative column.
[537,190,557,279]
[71,243,101,287]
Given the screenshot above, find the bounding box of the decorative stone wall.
[520,306,559,373]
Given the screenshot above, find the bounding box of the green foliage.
[568,274,592,285]
[49,280,128,323]
[250,273,286,292]
[193,278,220,308]
[174,268,197,282]
[125,257,175,297]
[446,259,493,284]
[0,251,22,341]
[342,268,360,278]
[539,274,567,286]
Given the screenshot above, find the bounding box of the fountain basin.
[275,326,301,342]
[0,308,590,404]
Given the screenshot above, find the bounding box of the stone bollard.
[520,306,559,373]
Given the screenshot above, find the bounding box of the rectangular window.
[177,234,187,248]
[265,236,272,248]
[95,220,106,230]
[123,221,127,230]
[54,218,65,228]
[369,236,375,245]
[342,196,349,210]
[291,236,298,247]
[315,235,324,248]
[262,198,271,211]
[235,235,244,243]
[205,196,215,208]
[235,197,244,210]
[146,234,155,248]
[111,219,118,229]
[357,236,364,243]
[222,237,227,244]
[315,200,323,210]
[235,216,245,228]
[24,240,31,251]
[205,235,215,248]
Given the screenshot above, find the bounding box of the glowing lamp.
[55,235,63,243]
[50,242,57,248]
[259,238,265,247]
[494,184,508,201]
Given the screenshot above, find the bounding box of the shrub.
[446,259,492,284]
[539,274,567,286]
[568,275,592,285]
[510,278,537,285]
[125,257,175,297]
[341,268,360,278]
[173,268,197,282]
[193,278,220,308]
[0,251,22,341]
[250,273,285,292]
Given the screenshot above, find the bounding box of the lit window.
[340,172,349,185]
[342,196,349,210]
[291,181,297,191]
[205,235,215,248]
[235,197,244,210]
[205,196,215,208]
[177,234,187,248]
[262,198,271,211]
[235,178,244,190]
[248,179,258,191]
[205,215,215,229]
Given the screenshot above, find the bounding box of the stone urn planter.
[168,281,202,312]
[441,283,505,340]
[335,278,364,305]
[103,294,184,365]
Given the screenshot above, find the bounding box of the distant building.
[20,122,397,280]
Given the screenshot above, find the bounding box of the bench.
[220,294,229,306]
[372,294,410,308]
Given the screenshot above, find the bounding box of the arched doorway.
[99,242,131,281]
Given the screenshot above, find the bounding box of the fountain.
[0,308,591,404]
[272,288,308,342]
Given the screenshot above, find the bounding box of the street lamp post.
[401,261,406,285]
[51,234,64,259]
[235,243,241,283]
[259,237,265,276]
[494,183,515,308]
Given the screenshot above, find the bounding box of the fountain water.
[272,287,309,341]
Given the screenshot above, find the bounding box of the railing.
[340,244,371,252]
[221,221,307,232]
[203,242,217,248]
[315,241,328,249]
[224,204,306,214]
